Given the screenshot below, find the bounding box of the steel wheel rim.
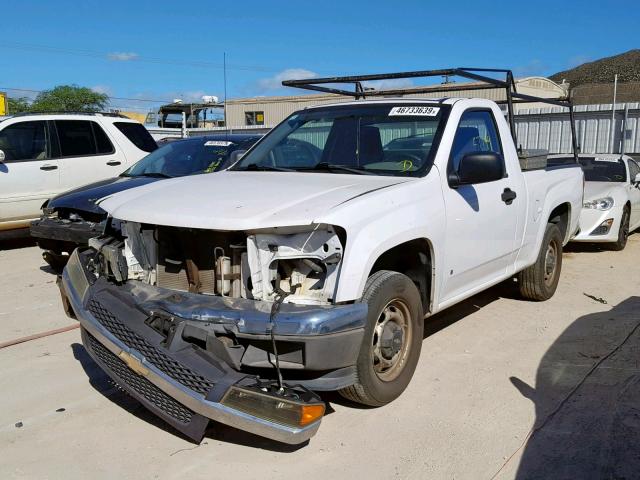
[543,241,558,287]
[371,298,412,382]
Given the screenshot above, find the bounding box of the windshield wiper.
[133,172,174,178]
[302,162,374,175]
[240,164,294,172]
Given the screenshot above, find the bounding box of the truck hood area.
[98,170,412,230]
[48,176,160,215]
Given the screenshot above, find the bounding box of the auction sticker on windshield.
[204,141,234,147]
[389,106,440,116]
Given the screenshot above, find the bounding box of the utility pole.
[609,74,618,153]
[223,52,228,130]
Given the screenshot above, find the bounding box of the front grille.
[85,332,194,424]
[87,299,214,395]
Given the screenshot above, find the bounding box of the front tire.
[339,271,423,406]
[518,223,563,301]
[608,206,630,251]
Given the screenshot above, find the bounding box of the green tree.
[7,96,32,114]
[30,85,109,112]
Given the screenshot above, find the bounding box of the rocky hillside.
[550,49,640,87]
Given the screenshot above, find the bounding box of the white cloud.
[362,78,414,91]
[513,59,546,77]
[255,68,318,93]
[107,52,139,61]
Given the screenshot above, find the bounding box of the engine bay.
[90,220,344,305]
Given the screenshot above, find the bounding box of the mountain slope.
[550,50,640,87]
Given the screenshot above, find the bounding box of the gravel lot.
[1,236,639,479]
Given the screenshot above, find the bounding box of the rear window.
[114,122,158,152]
[578,157,627,182]
[55,120,114,157]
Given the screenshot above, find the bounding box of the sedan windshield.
[233,104,448,177]
[578,157,627,182]
[124,139,244,178]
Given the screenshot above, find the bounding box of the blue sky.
[1,0,638,112]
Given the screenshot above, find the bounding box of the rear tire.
[608,207,630,251]
[339,271,423,406]
[518,223,563,301]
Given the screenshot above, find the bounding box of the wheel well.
[548,203,570,241]
[369,239,432,313]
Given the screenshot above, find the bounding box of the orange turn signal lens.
[300,404,325,426]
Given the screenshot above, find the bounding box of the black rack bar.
[9,111,128,118]
[282,67,579,159]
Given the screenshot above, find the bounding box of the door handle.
[501,188,517,205]
[106,160,122,166]
[40,164,58,171]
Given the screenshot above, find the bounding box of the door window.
[93,122,115,154]
[56,120,97,157]
[0,121,48,161]
[628,159,640,183]
[450,110,503,172]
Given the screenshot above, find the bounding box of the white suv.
[0,112,157,235]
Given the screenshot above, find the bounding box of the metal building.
[224,77,569,129]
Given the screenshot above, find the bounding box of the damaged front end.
[61,220,367,444]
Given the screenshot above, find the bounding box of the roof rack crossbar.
[8,111,128,118]
[282,67,579,160]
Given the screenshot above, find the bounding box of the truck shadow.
[324,279,521,409]
[0,234,35,250]
[71,342,308,452]
[423,278,521,339]
[510,296,640,479]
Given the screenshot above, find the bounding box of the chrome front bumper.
[62,251,323,445]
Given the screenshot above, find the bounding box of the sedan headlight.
[583,197,614,210]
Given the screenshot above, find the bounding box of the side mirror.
[228,150,247,165]
[449,152,504,187]
[0,149,5,162]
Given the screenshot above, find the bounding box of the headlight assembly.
[583,197,614,210]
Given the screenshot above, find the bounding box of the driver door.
[0,120,60,225]
[439,109,524,304]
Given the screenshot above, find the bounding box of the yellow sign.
[0,92,6,116]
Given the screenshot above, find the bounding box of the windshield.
[578,157,627,182]
[233,104,448,176]
[124,139,244,178]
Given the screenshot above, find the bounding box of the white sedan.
[559,154,640,250]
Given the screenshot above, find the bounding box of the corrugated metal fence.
[514,102,640,155]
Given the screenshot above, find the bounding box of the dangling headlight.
[583,197,614,210]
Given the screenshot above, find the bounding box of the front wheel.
[608,207,630,251]
[339,271,423,406]
[518,223,563,301]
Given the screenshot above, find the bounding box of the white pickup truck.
[60,69,583,445]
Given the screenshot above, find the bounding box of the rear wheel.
[518,223,563,301]
[339,271,423,406]
[609,207,630,251]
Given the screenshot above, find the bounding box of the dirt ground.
[1,236,639,480]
